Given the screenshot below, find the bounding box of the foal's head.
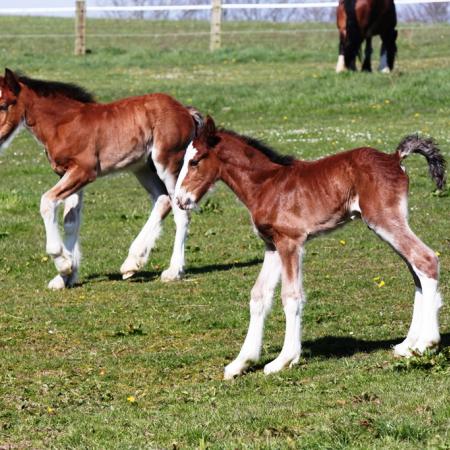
[175,116,221,210]
[0,69,25,148]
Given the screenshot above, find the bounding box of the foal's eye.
[189,159,199,167]
[0,104,8,112]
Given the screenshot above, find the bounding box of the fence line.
[0,0,449,14]
[1,1,449,53]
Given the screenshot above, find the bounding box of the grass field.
[0,16,449,449]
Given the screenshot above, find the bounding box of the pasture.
[0,16,449,449]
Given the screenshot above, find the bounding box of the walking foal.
[175,117,446,378]
[0,69,203,289]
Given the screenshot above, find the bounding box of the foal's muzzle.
[175,188,197,211]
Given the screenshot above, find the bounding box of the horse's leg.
[150,141,191,282]
[40,168,93,289]
[362,37,373,72]
[362,207,441,356]
[48,191,83,290]
[264,238,305,375]
[379,29,397,72]
[160,202,190,281]
[224,248,281,379]
[120,167,172,279]
[336,32,346,73]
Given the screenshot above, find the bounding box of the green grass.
[0,17,449,449]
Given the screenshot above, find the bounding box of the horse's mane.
[219,128,295,166]
[18,73,96,103]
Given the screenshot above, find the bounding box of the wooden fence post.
[210,0,222,51]
[75,0,86,56]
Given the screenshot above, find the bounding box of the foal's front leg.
[224,248,281,379]
[40,169,92,289]
[264,239,305,375]
[47,191,83,290]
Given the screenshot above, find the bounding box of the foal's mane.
[219,128,294,166]
[18,73,96,103]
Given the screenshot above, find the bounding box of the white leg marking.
[224,250,281,379]
[161,202,190,282]
[336,54,345,73]
[120,195,170,279]
[174,142,197,196]
[40,192,73,279]
[411,267,441,354]
[264,297,303,375]
[393,287,423,357]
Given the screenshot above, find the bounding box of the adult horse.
[336,0,398,73]
[0,68,203,289]
[175,116,445,378]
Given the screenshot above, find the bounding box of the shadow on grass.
[300,332,450,359]
[81,257,262,286]
[247,334,450,369]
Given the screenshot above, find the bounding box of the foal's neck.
[23,89,85,146]
[217,136,289,212]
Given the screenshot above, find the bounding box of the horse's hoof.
[122,271,136,280]
[54,255,73,276]
[48,275,66,290]
[393,342,413,358]
[380,67,391,74]
[161,268,184,282]
[224,361,245,380]
[120,256,143,279]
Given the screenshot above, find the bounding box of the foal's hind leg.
[48,191,84,290]
[224,248,281,379]
[363,211,441,356]
[120,167,171,279]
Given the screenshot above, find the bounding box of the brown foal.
[0,68,203,289]
[175,116,446,378]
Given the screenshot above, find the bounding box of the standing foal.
[0,68,203,289]
[175,117,446,378]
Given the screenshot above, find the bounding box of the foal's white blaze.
[174,142,198,208]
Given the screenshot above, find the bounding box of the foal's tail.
[396,134,447,190]
[186,106,205,138]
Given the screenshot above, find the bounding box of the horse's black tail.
[396,134,447,190]
[186,106,205,138]
[344,0,361,68]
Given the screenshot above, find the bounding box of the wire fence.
[1,1,449,53]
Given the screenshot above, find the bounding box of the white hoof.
[411,338,440,356]
[336,55,345,73]
[264,353,299,375]
[380,67,391,74]
[161,267,184,282]
[224,360,248,380]
[120,255,144,279]
[393,340,414,358]
[48,275,66,290]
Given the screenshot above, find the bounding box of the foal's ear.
[203,115,220,147]
[4,68,21,96]
[204,115,216,137]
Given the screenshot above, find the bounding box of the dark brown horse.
[336,0,397,72]
[0,68,203,289]
[175,116,445,378]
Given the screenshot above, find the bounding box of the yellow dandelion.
[373,276,381,282]
[41,256,49,263]
[414,113,420,118]
[377,280,385,288]
[435,251,441,257]
[339,240,346,246]
[47,406,54,414]
[127,396,136,403]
